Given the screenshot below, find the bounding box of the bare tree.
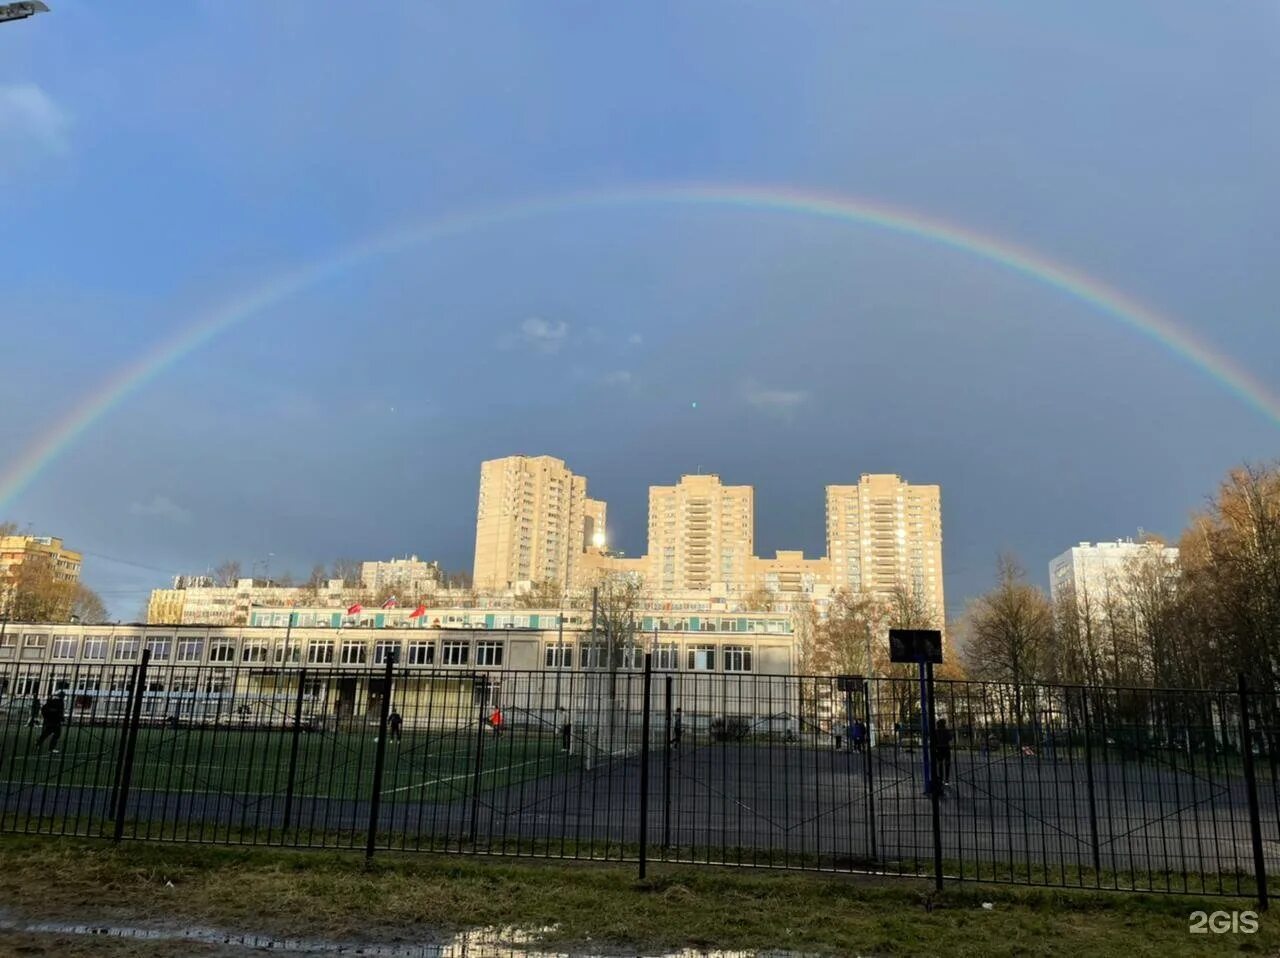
[815,588,881,676]
[212,560,241,587]
[515,579,564,609]
[960,554,1054,728]
[330,559,363,588]
[68,583,108,624]
[741,586,776,612]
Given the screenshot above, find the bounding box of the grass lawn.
[1,723,571,802]
[0,836,1273,956]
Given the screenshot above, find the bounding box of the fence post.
[468,672,488,845]
[365,655,395,862]
[112,649,151,842]
[923,661,943,891]
[281,667,307,836]
[638,654,653,879]
[1079,686,1102,878]
[663,674,673,850]
[1238,673,1269,911]
[863,678,878,862]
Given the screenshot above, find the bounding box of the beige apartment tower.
[825,474,944,626]
[473,455,602,592]
[647,474,754,592]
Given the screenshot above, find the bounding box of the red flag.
[381,595,398,609]
[408,603,427,619]
[346,602,363,615]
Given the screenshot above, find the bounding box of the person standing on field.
[388,707,403,743]
[489,706,504,738]
[35,692,65,754]
[26,693,40,729]
[934,718,954,786]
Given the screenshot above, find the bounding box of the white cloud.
[627,333,643,346]
[0,83,71,170]
[129,495,192,524]
[601,369,633,386]
[500,317,570,353]
[741,382,809,416]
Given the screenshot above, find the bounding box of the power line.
[80,550,174,576]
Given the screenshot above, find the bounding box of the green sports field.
[0,720,575,803]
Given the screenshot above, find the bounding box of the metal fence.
[1,652,1275,904]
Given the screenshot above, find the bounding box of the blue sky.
[1,2,1276,619]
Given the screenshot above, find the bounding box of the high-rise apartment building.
[583,498,608,551]
[472,455,600,592]
[647,475,754,593]
[825,475,943,626]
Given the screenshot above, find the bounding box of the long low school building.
[0,608,803,738]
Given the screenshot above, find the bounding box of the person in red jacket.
[489,706,504,738]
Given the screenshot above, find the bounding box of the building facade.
[1048,539,1180,608]
[646,474,754,593]
[472,455,602,593]
[360,555,441,598]
[0,608,798,730]
[747,551,832,600]
[824,474,944,627]
[146,577,362,627]
[0,534,83,606]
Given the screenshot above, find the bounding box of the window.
[145,636,172,662]
[475,640,503,667]
[52,635,77,660]
[620,644,644,670]
[241,641,270,663]
[176,638,203,662]
[544,644,572,668]
[442,640,469,665]
[275,642,301,664]
[407,641,434,665]
[82,635,108,661]
[308,641,334,664]
[653,643,678,670]
[723,646,753,672]
[374,641,400,665]
[16,674,40,695]
[113,637,140,661]
[208,639,237,663]
[20,633,48,660]
[0,632,14,658]
[341,641,367,665]
[75,671,101,692]
[688,646,715,671]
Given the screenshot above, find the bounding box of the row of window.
[2,632,759,673]
[542,643,753,672]
[0,633,503,667]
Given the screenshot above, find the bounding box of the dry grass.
[0,837,1273,956]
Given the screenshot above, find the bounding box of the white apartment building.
[360,555,441,598]
[1048,538,1180,606]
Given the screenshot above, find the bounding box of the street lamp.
[0,2,49,24]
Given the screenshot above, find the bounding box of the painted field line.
[376,758,542,794]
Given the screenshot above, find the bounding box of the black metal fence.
[1,653,1275,903]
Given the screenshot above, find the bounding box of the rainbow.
[2,183,1276,512]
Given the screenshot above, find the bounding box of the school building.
[0,607,801,737]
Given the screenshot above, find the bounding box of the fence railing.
[0,654,1275,904]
